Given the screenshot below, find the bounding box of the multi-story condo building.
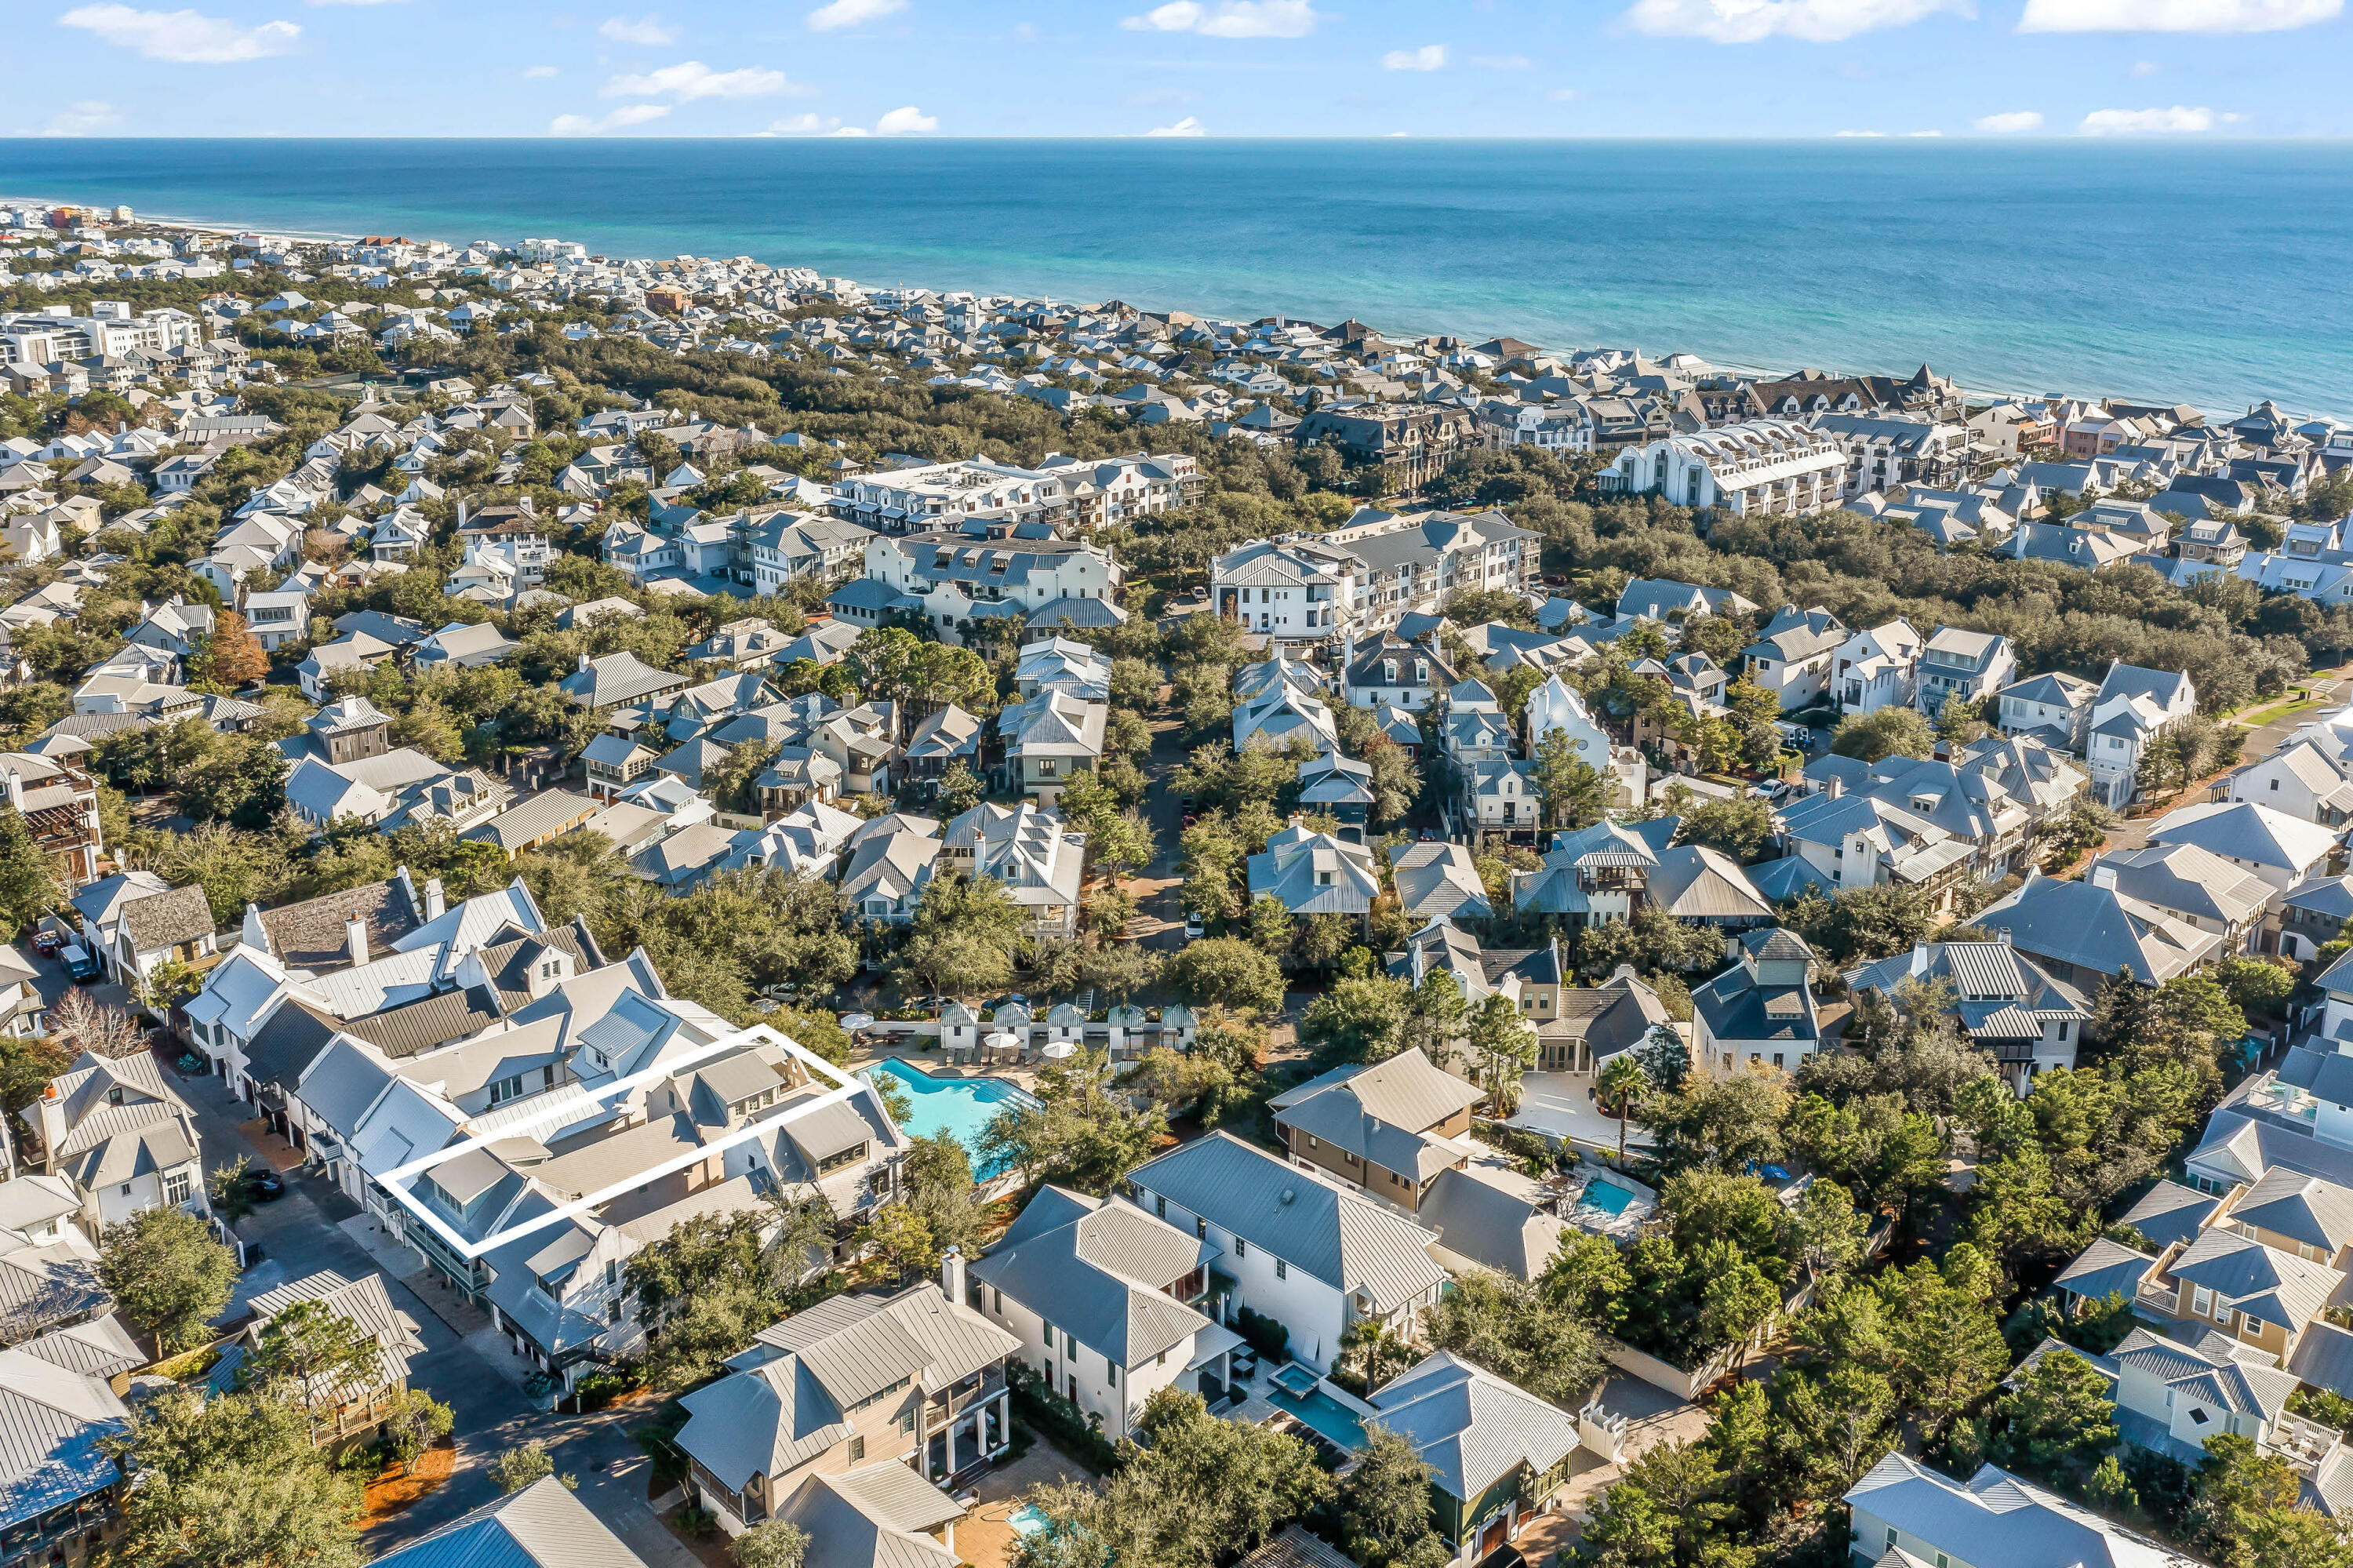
[848,524,1123,647]
[1293,402,1477,490]
[1597,418,1846,516]
[1208,510,1537,648]
[827,458,1076,534]
[1809,411,1971,497]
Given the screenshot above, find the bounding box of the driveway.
[1132,712,1194,949]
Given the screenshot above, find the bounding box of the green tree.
[1398,967,1467,1065]
[1831,705,1935,764]
[936,757,985,819]
[1877,1247,2011,1437]
[1464,991,1538,1115]
[491,1439,575,1493]
[1166,936,1286,1015]
[2212,955,2295,1022]
[854,1203,937,1284]
[99,1206,238,1352]
[1300,973,1410,1064]
[978,1048,1169,1193]
[1245,893,1294,960]
[903,1130,983,1262]
[107,1388,365,1568]
[238,1300,384,1430]
[1993,1344,2120,1482]
[0,809,60,940]
[1337,1426,1449,1568]
[380,1388,454,1476]
[732,1521,811,1568]
[1597,1052,1651,1167]
[1532,729,1607,830]
[1424,1268,1603,1406]
[2188,1432,2302,1568]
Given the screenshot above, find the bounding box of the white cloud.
[1547,86,1580,100]
[57,5,301,62]
[1469,53,1531,67]
[1972,109,2045,129]
[602,61,802,99]
[524,64,558,77]
[830,125,870,135]
[766,111,842,133]
[1381,43,1447,69]
[2131,56,2163,70]
[1620,0,1970,42]
[806,0,904,29]
[1147,115,1206,135]
[874,104,936,133]
[598,13,675,44]
[1120,0,1322,38]
[23,100,122,135]
[2021,0,2332,27]
[2078,104,2235,131]
[550,102,672,133]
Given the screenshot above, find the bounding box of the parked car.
[1184,911,1204,941]
[60,944,100,981]
[244,1170,285,1202]
[30,932,61,959]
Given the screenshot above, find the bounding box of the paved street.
[165,1064,696,1566]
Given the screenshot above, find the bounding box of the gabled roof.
[1126,1133,1446,1321]
[2148,800,2339,876]
[1367,1350,1581,1501]
[1844,1454,2205,1568]
[968,1187,1210,1367]
[371,1475,650,1568]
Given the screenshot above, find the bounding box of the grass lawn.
[2231,689,2329,726]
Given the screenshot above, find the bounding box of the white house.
[2084,661,2198,808]
[1598,419,1846,516]
[2227,739,2353,828]
[965,1186,1226,1439]
[1741,606,1846,713]
[1914,628,2017,721]
[1844,1454,2205,1568]
[1830,620,1922,715]
[1122,1132,1447,1374]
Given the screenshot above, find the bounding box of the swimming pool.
[866,1057,1040,1179]
[1576,1178,1637,1217]
[1008,1504,1053,1537]
[1270,1384,1369,1452]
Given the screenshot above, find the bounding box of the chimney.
[456,497,468,528]
[424,877,445,922]
[3,772,20,813]
[1911,940,1930,976]
[345,914,369,969]
[2090,863,2118,892]
[577,652,591,673]
[940,1245,966,1305]
[1995,926,2013,947]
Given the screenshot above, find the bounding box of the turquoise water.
[1008,1504,1052,1538]
[866,1057,1036,1180]
[3,140,2350,414]
[1271,1384,1370,1452]
[1577,1179,1637,1217]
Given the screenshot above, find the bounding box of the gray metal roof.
[969,1186,1210,1366]
[1367,1350,1581,1501]
[1126,1133,1446,1311]
[371,1475,651,1568]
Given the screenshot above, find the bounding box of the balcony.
[927,1366,1006,1424]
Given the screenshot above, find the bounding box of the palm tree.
[1596,1052,1652,1169]
[1339,1319,1409,1393]
[761,1188,838,1294]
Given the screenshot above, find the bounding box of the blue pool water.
[1008,1504,1052,1538]
[865,1058,1038,1180]
[1577,1179,1637,1217]
[1271,1385,1369,1453]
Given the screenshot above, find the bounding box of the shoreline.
[0,188,2304,426]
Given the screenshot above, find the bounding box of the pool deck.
[956,1438,1099,1568]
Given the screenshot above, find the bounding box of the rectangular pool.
[866,1057,1040,1179]
[1576,1178,1636,1217]
[1270,1384,1369,1452]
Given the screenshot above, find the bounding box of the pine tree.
[205,611,270,689]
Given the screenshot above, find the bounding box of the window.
[2192,1286,2214,1316]
[164,1170,191,1205]
[1106,1362,1117,1388]
[2244,1315,2265,1337]
[848,1436,866,1461]
[1155,1195,1166,1220]
[992,1287,1002,1314]
[1275,1259,1287,1281]
[489,1074,526,1105]
[609,1300,622,1323]
[1196,1217,1207,1240]
[1065,1330,1077,1358]
[1234,1238,1247,1257]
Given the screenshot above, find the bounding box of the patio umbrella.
[1038,1041,1078,1060]
[838,1013,875,1032]
[983,1031,1019,1052]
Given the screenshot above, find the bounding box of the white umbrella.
[983,1031,1019,1051]
[838,1013,875,1032]
[1038,1041,1078,1060]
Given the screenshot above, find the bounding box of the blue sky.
[8,0,2349,140]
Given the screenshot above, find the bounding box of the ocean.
[2,138,2348,417]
